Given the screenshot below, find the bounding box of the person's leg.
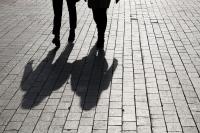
[52,0,63,47]
[52,0,63,37]
[92,8,98,25]
[98,8,107,43]
[67,0,77,42]
[92,8,107,49]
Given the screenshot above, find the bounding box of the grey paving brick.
[164,115,179,123]
[152,118,166,127]
[5,121,22,131]
[23,117,39,126]
[152,127,167,133]
[109,108,122,117]
[95,113,108,121]
[80,118,93,126]
[51,117,66,126]
[183,127,199,133]
[108,126,121,133]
[64,121,79,130]
[33,121,51,133]
[137,117,150,126]
[67,113,81,121]
[43,105,57,113]
[110,102,122,108]
[77,126,92,133]
[96,106,109,113]
[166,123,182,132]
[93,121,107,130]
[81,110,95,118]
[40,112,54,122]
[48,126,63,133]
[11,113,27,122]
[137,126,151,133]
[123,121,136,131]
[0,110,15,125]
[55,109,69,118]
[108,117,122,126]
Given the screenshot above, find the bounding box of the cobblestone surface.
[1,0,200,132]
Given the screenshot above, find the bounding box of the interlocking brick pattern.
[1,0,200,132]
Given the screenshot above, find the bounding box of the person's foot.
[52,36,60,48]
[96,38,104,50]
[68,29,75,43]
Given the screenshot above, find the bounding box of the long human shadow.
[21,44,74,109]
[21,45,118,110]
[71,47,118,110]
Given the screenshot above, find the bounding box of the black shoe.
[68,30,75,43]
[52,36,60,48]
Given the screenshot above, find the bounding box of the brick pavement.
[1,0,200,132]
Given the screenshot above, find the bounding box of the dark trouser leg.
[67,0,77,42]
[66,0,77,30]
[92,8,107,43]
[52,0,63,36]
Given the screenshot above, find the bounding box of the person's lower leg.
[96,9,107,49]
[67,0,77,42]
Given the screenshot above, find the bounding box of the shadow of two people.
[21,44,118,110]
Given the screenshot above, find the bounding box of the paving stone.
[77,126,92,133]
[28,110,42,117]
[93,121,107,130]
[180,118,196,127]
[67,113,81,121]
[23,117,39,126]
[80,118,94,126]
[43,106,57,113]
[152,118,166,127]
[183,127,199,133]
[64,121,79,130]
[137,126,151,133]
[40,112,54,122]
[82,110,95,118]
[166,123,182,132]
[33,121,51,133]
[19,125,35,133]
[152,127,167,133]
[48,126,63,133]
[137,117,150,126]
[108,117,122,126]
[123,121,136,130]
[51,117,66,126]
[96,106,109,113]
[11,113,27,122]
[95,113,108,121]
[165,115,179,123]
[0,110,15,125]
[55,110,69,118]
[46,99,60,106]
[5,121,22,131]
[108,126,121,133]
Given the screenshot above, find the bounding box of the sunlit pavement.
[1,0,200,132]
